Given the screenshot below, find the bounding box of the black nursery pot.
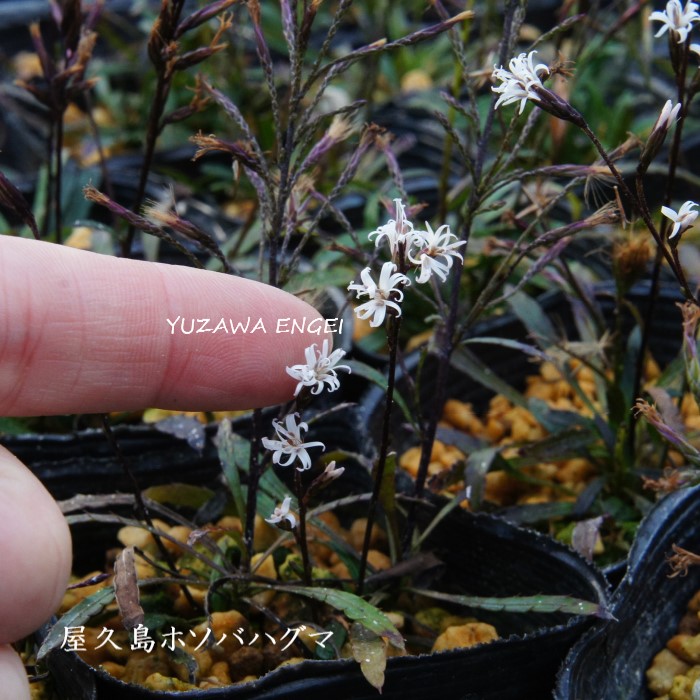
[48,499,609,700]
[360,282,686,581]
[555,485,700,700]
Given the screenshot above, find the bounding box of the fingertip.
[0,645,31,700]
[0,238,345,414]
[0,447,72,643]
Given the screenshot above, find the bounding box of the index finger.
[0,237,331,416]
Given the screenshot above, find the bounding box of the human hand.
[0,236,330,698]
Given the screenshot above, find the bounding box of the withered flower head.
[612,236,652,288]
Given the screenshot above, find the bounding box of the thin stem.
[357,310,402,594]
[123,72,171,257]
[295,470,313,587]
[42,122,54,239]
[84,92,117,227]
[53,114,64,243]
[244,407,264,569]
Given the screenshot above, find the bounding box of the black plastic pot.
[48,495,609,700]
[360,281,686,581]
[555,484,700,700]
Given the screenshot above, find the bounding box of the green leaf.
[451,346,529,410]
[272,585,405,649]
[526,398,593,434]
[515,428,595,465]
[217,420,249,520]
[464,446,501,510]
[37,586,116,661]
[316,619,346,660]
[346,359,414,426]
[506,291,557,345]
[462,336,550,361]
[142,484,214,510]
[409,589,612,619]
[417,491,466,546]
[258,468,290,519]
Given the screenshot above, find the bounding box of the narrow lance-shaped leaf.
[37,586,116,660]
[462,336,551,361]
[506,290,558,346]
[271,585,405,649]
[409,589,613,619]
[217,419,249,521]
[451,346,529,410]
[464,447,500,511]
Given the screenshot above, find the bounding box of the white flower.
[286,339,351,396]
[409,222,466,284]
[492,51,549,114]
[650,0,700,43]
[265,495,297,529]
[652,100,682,134]
[348,261,410,327]
[262,413,325,471]
[691,42,700,55]
[661,200,699,240]
[369,198,415,258]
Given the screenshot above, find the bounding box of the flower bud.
[639,100,681,173]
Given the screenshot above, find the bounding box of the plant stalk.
[357,310,402,594]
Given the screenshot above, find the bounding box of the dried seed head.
[612,236,652,288]
[142,189,179,229]
[328,114,354,141]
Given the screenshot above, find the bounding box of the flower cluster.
[492,51,549,114]
[491,51,584,126]
[347,198,465,327]
[650,0,700,43]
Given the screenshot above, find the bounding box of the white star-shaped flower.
[369,198,415,258]
[650,0,700,43]
[348,261,410,327]
[661,200,699,240]
[286,339,351,396]
[265,495,297,529]
[492,51,549,114]
[409,222,466,284]
[262,413,325,471]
